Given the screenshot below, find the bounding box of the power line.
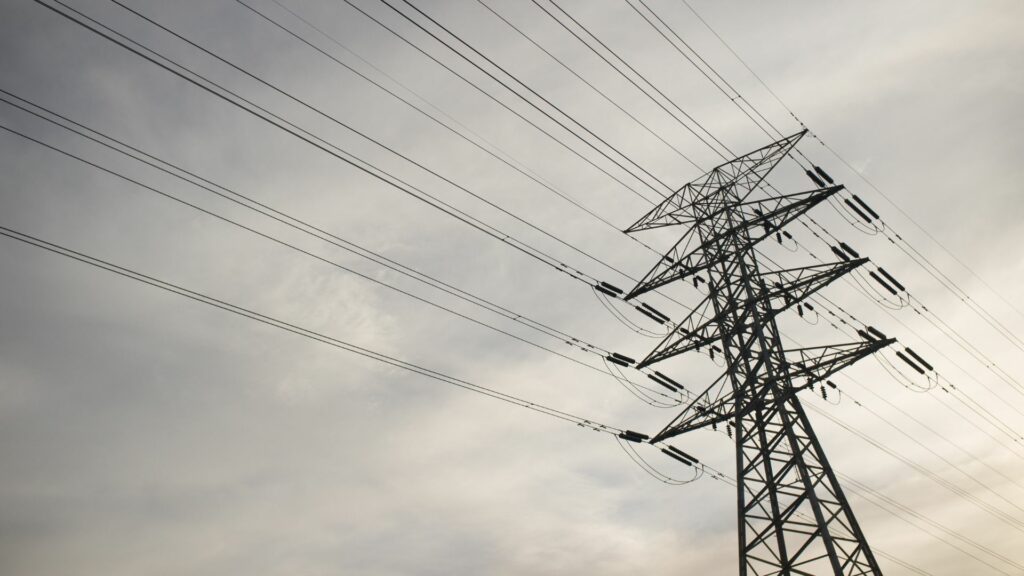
[411,0,1024,475]
[46,0,709,331]
[591,0,1024,430]
[34,0,605,292]
[534,0,732,160]
[382,0,676,199]
[106,0,634,288]
[0,224,625,435]
[0,108,690,408]
[237,0,645,247]
[474,0,699,175]
[675,0,1024,328]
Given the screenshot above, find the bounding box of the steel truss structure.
[626,131,890,575]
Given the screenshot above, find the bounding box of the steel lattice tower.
[624,131,891,575]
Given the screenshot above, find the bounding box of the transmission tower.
[624,131,891,575]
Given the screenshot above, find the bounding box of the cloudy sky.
[1,0,1023,574]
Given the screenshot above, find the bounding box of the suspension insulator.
[654,371,682,389]
[904,347,934,371]
[648,373,678,392]
[606,355,631,368]
[814,165,836,184]
[832,245,850,261]
[598,281,624,295]
[867,326,888,340]
[661,448,694,466]
[668,445,700,464]
[840,242,860,259]
[852,194,881,219]
[877,268,906,291]
[594,284,618,297]
[636,306,665,324]
[844,198,874,223]
[806,170,826,187]
[641,303,670,323]
[611,352,636,365]
[619,430,649,443]
[896,351,927,374]
[869,271,899,295]
[798,303,804,317]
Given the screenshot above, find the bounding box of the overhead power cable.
[808,403,1024,535]
[105,0,632,287]
[0,224,625,435]
[473,0,1024,473]
[476,0,1024,394]
[385,2,1024,565]
[837,472,1024,576]
[674,0,1024,329]
[0,112,687,408]
[473,0,700,175]
[335,0,657,205]
[538,0,1024,382]
[235,0,652,254]
[35,0,610,295]
[59,0,716,346]
[532,0,732,161]
[47,0,705,326]
[381,0,677,200]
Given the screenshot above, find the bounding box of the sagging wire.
[818,380,843,406]
[874,352,935,393]
[907,293,1024,393]
[773,229,800,252]
[707,344,726,367]
[592,286,671,338]
[793,240,1024,418]
[603,356,682,408]
[826,194,883,236]
[615,436,704,485]
[791,220,909,310]
[848,267,908,310]
[795,302,821,326]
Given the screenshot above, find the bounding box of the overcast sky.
[1,0,1023,574]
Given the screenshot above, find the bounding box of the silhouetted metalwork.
[627,130,889,575]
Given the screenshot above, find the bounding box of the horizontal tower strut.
[650,337,893,443]
[625,185,844,300]
[637,258,868,367]
[625,130,806,233]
